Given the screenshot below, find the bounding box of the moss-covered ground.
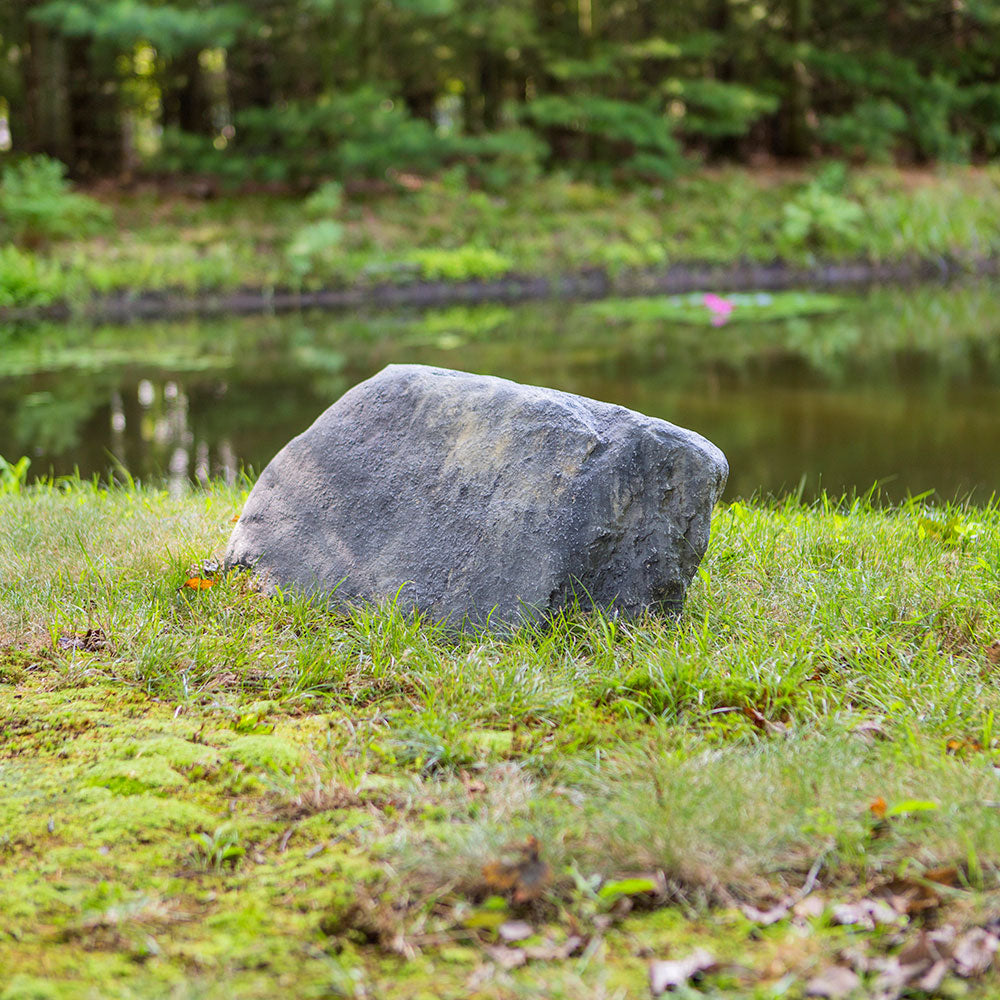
[3,483,1000,998]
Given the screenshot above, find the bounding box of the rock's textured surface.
[225,364,728,626]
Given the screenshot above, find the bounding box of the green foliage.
[0,245,69,307]
[32,0,246,56]
[454,128,548,192]
[522,96,684,181]
[777,165,865,257]
[0,456,31,496]
[189,824,244,871]
[302,181,345,219]
[407,245,512,282]
[664,78,779,140]
[0,156,110,246]
[10,0,1000,183]
[820,99,908,163]
[158,89,453,185]
[285,220,345,282]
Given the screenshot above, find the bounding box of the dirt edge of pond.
[5,255,999,325]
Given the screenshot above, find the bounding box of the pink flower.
[702,293,734,325]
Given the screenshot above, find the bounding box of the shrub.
[819,99,908,163]
[455,128,548,192]
[156,88,453,186]
[521,95,685,181]
[407,246,513,282]
[0,245,69,306]
[776,164,866,257]
[0,156,111,246]
[285,220,345,282]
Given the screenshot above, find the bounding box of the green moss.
[225,735,302,772]
[85,756,187,795]
[0,976,63,1000]
[80,794,212,842]
[130,735,222,769]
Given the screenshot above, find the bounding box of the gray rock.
[224,364,728,627]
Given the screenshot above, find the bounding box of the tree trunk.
[709,0,740,159]
[23,20,70,159]
[782,0,812,157]
[480,51,503,130]
[65,37,123,176]
[227,40,273,114]
[162,50,214,135]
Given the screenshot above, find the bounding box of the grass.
[5,165,1000,310]
[2,480,1000,997]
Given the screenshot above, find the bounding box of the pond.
[2,282,1000,503]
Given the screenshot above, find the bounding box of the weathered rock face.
[225,365,728,626]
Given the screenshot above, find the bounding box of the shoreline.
[4,254,998,325]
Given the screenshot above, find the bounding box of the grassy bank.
[2,482,1000,998]
[5,165,1000,314]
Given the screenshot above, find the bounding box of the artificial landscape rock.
[224,364,728,626]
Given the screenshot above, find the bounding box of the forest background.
[3,0,999,185]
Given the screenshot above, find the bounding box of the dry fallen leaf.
[830,898,901,929]
[951,927,1000,977]
[793,894,827,920]
[649,948,717,995]
[522,935,585,961]
[497,921,534,944]
[482,836,551,904]
[484,945,527,970]
[741,705,787,736]
[873,877,942,916]
[947,737,983,756]
[460,770,487,795]
[874,928,955,998]
[182,577,215,591]
[923,865,959,887]
[986,640,1000,665]
[740,902,791,926]
[869,797,887,819]
[850,719,890,743]
[57,628,109,652]
[805,965,860,998]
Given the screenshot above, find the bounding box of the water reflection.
[2,282,1000,502]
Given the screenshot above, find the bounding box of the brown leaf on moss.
[946,737,983,756]
[805,965,860,998]
[649,948,717,995]
[872,876,942,916]
[482,835,551,904]
[986,640,1000,665]
[923,865,959,887]
[57,628,109,652]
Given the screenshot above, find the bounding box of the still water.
[2,283,1000,502]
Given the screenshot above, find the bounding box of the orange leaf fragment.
[870,797,887,819]
[230,515,240,524]
[482,835,551,903]
[183,577,215,590]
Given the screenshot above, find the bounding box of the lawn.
[2,482,1000,998]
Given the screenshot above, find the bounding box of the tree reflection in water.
[2,282,1000,501]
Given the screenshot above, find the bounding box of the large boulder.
[225,364,728,626]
